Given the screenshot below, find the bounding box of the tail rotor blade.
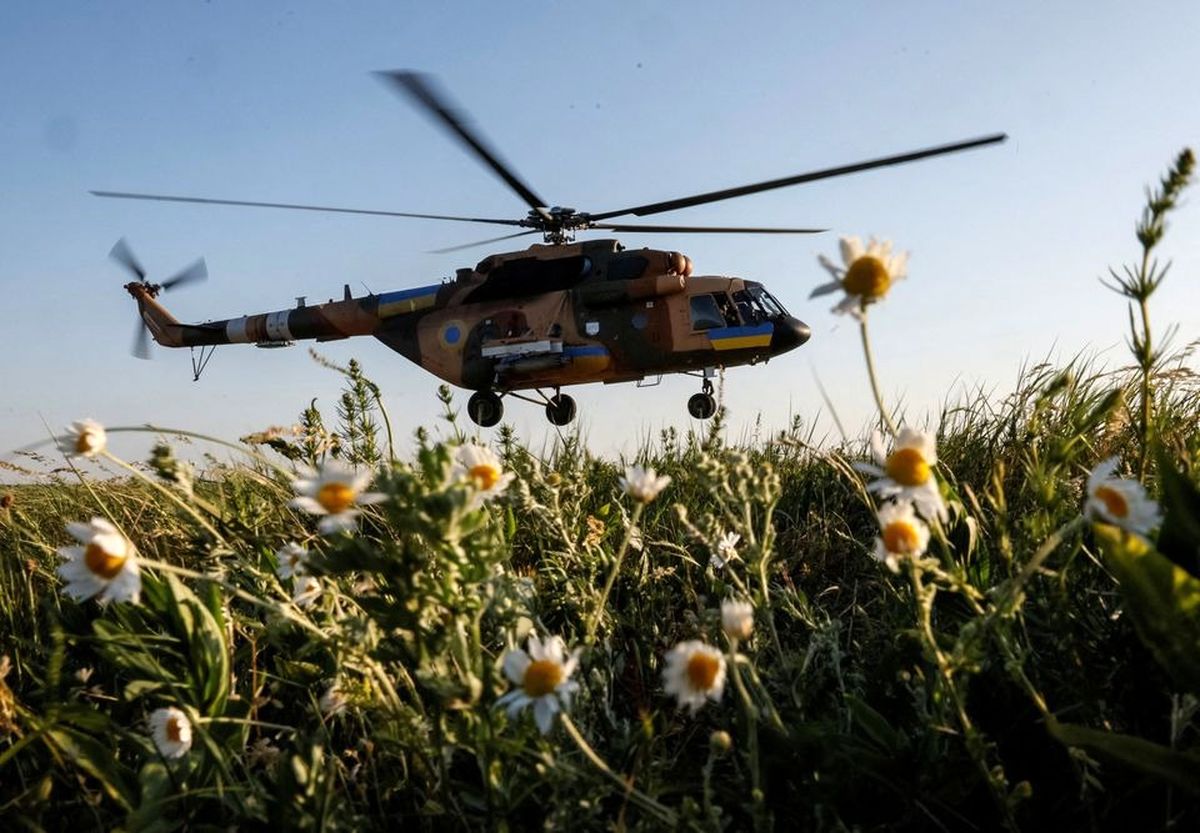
[109,237,147,281]
[132,317,152,360]
[161,258,208,291]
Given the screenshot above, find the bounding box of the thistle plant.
[1101,148,1194,478]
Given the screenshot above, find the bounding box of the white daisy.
[711,531,741,568]
[662,640,727,714]
[290,460,386,534]
[149,706,193,759]
[855,428,947,522]
[56,518,141,605]
[57,419,107,458]
[872,501,931,573]
[275,542,310,579]
[496,633,581,734]
[292,575,322,609]
[720,599,755,642]
[319,681,347,716]
[1085,457,1161,535]
[452,444,515,509]
[812,236,909,320]
[620,465,671,504]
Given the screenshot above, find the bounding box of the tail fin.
[126,283,185,348]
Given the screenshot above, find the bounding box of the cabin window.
[689,294,726,331]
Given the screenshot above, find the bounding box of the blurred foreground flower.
[663,640,727,714]
[1085,457,1161,535]
[621,465,671,504]
[57,518,141,604]
[721,599,754,641]
[275,542,310,579]
[452,443,515,509]
[497,634,580,734]
[290,460,386,534]
[149,706,193,759]
[856,428,947,522]
[873,501,931,572]
[292,576,322,609]
[57,419,107,458]
[812,236,909,319]
[711,530,741,568]
[319,681,348,716]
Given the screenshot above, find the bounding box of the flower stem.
[102,451,228,545]
[559,713,677,826]
[859,314,898,436]
[584,503,643,644]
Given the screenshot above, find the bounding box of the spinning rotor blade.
[109,237,146,281]
[91,191,525,227]
[161,258,208,291]
[589,133,1008,221]
[376,70,550,217]
[590,222,826,235]
[131,316,152,360]
[429,229,540,254]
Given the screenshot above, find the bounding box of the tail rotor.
[109,237,207,359]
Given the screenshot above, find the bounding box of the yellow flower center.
[883,521,921,555]
[470,463,501,491]
[686,652,721,691]
[316,482,356,514]
[1094,485,1129,518]
[842,256,891,298]
[885,448,930,487]
[75,432,99,454]
[523,659,563,697]
[84,541,126,580]
[166,714,185,743]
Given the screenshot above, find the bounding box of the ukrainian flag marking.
[378,284,440,317]
[708,323,773,351]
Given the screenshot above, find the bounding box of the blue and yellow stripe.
[377,284,441,317]
[708,322,773,351]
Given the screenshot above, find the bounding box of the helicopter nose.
[771,316,811,353]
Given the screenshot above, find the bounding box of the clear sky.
[2,1,1198,471]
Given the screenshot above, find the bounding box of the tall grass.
[1,150,1198,831]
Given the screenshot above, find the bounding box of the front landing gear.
[467,391,503,427]
[545,393,577,426]
[688,378,717,420]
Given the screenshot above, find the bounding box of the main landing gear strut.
[688,378,717,420]
[466,389,578,427]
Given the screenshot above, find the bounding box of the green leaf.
[1096,524,1200,692]
[1047,716,1200,795]
[46,727,137,810]
[1155,447,1200,577]
[164,574,230,715]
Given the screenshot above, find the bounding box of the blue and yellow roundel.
[439,320,467,351]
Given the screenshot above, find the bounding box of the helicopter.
[95,71,1006,427]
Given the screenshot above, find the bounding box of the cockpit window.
[749,286,787,317]
[689,294,726,331]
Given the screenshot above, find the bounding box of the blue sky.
[2,1,1197,470]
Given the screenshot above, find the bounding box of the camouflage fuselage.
[131,239,810,392]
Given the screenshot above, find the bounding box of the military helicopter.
[95,71,1006,427]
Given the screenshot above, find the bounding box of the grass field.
[1,150,1199,832]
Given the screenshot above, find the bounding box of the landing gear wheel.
[467,391,503,427]
[545,393,577,426]
[688,392,717,420]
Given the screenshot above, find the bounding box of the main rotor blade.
[91,191,526,227]
[589,133,1008,221]
[590,222,826,234]
[109,237,146,281]
[132,318,152,360]
[376,70,549,217]
[428,229,540,254]
[161,258,208,291]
